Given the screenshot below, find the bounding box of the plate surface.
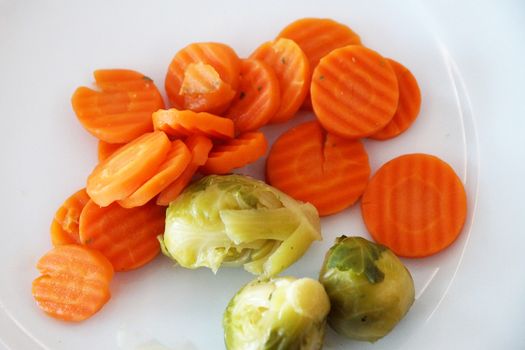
[0,0,524,349]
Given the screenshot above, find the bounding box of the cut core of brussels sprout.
[223,277,330,350]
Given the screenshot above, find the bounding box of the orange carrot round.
[32,245,114,322]
[165,42,241,114]
[87,131,171,207]
[201,131,268,174]
[50,188,90,246]
[311,45,399,139]
[156,135,213,206]
[250,38,310,123]
[361,154,467,258]
[266,121,370,216]
[97,141,125,162]
[152,108,234,140]
[225,59,280,134]
[71,69,165,143]
[369,58,422,140]
[118,140,191,208]
[79,200,166,271]
[278,18,361,109]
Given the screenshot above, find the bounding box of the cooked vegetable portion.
[223,277,330,350]
[159,174,321,277]
[319,236,415,342]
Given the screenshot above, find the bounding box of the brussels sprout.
[319,236,415,342]
[223,277,330,350]
[159,175,321,277]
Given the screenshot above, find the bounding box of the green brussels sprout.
[159,174,321,277]
[319,236,415,342]
[223,277,330,350]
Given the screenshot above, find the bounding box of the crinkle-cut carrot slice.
[87,131,171,207]
[201,131,268,174]
[72,69,165,143]
[79,200,166,271]
[266,121,370,216]
[369,58,422,140]
[361,153,467,258]
[32,245,114,322]
[250,38,310,123]
[50,188,90,246]
[225,59,280,134]
[152,108,234,140]
[311,45,399,139]
[118,140,191,208]
[165,42,241,114]
[278,18,362,110]
[156,135,213,206]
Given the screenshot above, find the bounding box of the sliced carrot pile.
[250,38,310,123]
[87,131,171,207]
[201,131,268,174]
[157,135,213,206]
[165,42,240,114]
[369,58,422,140]
[266,121,370,216]
[152,108,234,140]
[79,200,166,271]
[225,59,280,134]
[118,140,191,208]
[32,245,114,322]
[278,17,361,109]
[50,188,91,246]
[361,154,467,258]
[311,45,399,139]
[71,69,165,143]
[97,141,125,162]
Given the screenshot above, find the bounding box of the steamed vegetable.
[223,277,330,350]
[159,174,321,277]
[319,236,414,342]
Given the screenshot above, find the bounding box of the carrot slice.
[311,45,399,139]
[71,69,165,143]
[79,200,166,271]
[278,18,361,110]
[369,58,422,140]
[50,189,91,246]
[87,131,171,207]
[156,135,213,206]
[165,42,241,114]
[32,245,114,322]
[361,154,467,258]
[118,140,191,208]
[201,132,268,174]
[250,38,310,123]
[266,121,370,216]
[97,141,125,162]
[225,59,280,134]
[152,108,234,140]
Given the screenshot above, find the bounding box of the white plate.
[1,0,524,349]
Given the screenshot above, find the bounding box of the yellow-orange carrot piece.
[50,188,90,246]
